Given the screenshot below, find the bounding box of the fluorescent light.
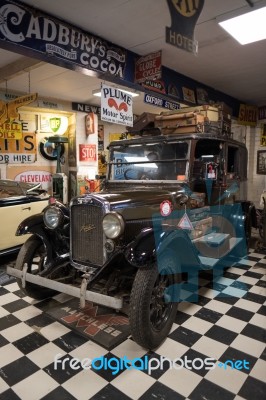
[124,156,158,168]
[218,6,266,45]
[92,87,139,97]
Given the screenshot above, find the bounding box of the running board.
[6,266,123,310]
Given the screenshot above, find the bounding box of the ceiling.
[0,0,266,116]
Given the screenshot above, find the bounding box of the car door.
[0,195,48,253]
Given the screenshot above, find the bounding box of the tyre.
[129,252,179,349]
[15,235,57,300]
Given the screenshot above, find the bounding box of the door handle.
[22,207,31,211]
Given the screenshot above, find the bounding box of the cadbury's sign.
[0,1,126,78]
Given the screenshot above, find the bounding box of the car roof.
[108,133,247,149]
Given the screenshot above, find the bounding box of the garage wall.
[232,121,266,209]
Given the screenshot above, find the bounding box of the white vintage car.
[0,179,49,256]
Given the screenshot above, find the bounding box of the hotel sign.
[165,0,205,54]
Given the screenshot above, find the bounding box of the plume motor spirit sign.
[0,1,126,78]
[100,84,133,127]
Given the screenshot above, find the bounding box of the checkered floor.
[0,247,265,400]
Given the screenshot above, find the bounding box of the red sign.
[135,50,162,83]
[142,79,166,94]
[79,144,97,162]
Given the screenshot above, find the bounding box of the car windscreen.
[109,141,189,181]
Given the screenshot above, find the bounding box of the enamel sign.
[100,84,133,127]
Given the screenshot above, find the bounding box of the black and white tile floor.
[0,248,265,400]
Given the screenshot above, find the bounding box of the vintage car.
[7,118,257,350]
[0,179,49,256]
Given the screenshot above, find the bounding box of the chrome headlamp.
[43,206,64,229]
[102,212,125,239]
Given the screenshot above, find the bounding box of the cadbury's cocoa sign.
[0,1,126,77]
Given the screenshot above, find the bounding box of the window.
[109,141,189,181]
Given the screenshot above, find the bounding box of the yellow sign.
[0,93,38,124]
[109,133,122,142]
[0,121,23,140]
[238,104,258,126]
[260,124,266,146]
[0,131,36,164]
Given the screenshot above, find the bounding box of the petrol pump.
[49,135,69,204]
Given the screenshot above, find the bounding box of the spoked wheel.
[15,235,57,299]
[129,252,180,350]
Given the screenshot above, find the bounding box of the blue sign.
[0,1,126,78]
[144,93,180,110]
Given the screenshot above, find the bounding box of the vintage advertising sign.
[165,0,205,55]
[72,102,101,115]
[144,93,180,110]
[40,115,69,134]
[79,144,97,162]
[0,1,126,78]
[7,166,56,192]
[142,80,166,94]
[0,121,22,140]
[182,86,196,104]
[0,92,38,124]
[135,50,162,83]
[0,117,37,163]
[260,124,266,146]
[100,84,133,127]
[238,104,258,126]
[258,106,266,120]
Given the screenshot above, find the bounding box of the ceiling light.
[92,87,139,97]
[218,6,266,45]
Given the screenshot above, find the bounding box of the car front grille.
[70,203,105,266]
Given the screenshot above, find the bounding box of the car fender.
[125,227,201,271]
[243,201,257,228]
[16,213,53,261]
[234,200,257,230]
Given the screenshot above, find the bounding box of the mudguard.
[16,213,44,236]
[125,226,201,272]
[16,213,54,261]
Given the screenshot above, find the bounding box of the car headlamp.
[43,206,64,229]
[102,212,125,239]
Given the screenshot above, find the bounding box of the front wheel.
[15,235,57,300]
[129,255,179,349]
